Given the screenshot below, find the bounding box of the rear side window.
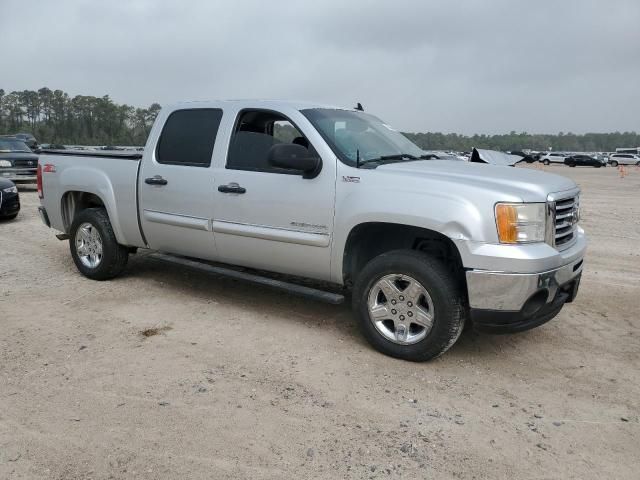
[156,109,223,167]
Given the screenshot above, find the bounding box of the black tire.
[569,163,576,167]
[2,213,18,220]
[352,250,465,361]
[543,159,550,165]
[69,208,128,280]
[610,160,618,167]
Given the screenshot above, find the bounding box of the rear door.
[139,108,223,261]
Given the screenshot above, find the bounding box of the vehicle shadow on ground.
[120,253,546,361]
[126,252,361,333]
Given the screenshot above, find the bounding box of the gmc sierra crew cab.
[37,100,586,361]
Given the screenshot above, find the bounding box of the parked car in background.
[0,138,39,183]
[564,155,602,168]
[0,133,39,151]
[0,178,20,220]
[37,100,585,361]
[608,153,640,167]
[591,153,608,166]
[540,152,567,165]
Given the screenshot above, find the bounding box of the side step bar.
[147,252,345,305]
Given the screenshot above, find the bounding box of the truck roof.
[165,99,354,112]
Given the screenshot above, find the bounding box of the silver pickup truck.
[37,100,586,361]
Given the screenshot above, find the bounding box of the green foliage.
[1,87,637,151]
[0,87,161,146]
[403,130,640,153]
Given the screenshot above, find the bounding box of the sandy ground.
[1,165,638,479]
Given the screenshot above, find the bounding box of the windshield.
[301,108,424,166]
[0,139,31,152]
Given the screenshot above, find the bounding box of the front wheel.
[610,160,618,167]
[543,159,550,165]
[69,208,128,280]
[353,250,465,361]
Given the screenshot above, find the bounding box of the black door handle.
[218,183,246,194]
[145,176,168,186]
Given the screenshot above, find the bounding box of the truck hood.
[376,160,577,202]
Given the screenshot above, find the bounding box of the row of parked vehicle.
[537,151,640,167]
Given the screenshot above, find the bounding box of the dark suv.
[0,138,39,182]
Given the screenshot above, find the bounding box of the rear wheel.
[353,250,465,361]
[2,213,18,220]
[69,208,128,280]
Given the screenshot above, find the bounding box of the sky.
[1,0,639,135]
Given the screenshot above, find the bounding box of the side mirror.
[267,143,322,179]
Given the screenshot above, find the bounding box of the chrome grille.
[553,196,579,248]
[13,159,38,168]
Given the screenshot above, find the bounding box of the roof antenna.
[355,102,364,111]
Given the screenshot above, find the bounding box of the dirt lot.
[1,165,638,479]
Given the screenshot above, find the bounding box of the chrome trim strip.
[143,209,210,231]
[212,220,330,247]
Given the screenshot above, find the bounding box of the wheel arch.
[60,189,129,245]
[340,222,467,298]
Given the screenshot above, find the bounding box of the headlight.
[0,160,11,167]
[495,203,546,243]
[3,186,18,194]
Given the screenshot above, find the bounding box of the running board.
[147,252,345,305]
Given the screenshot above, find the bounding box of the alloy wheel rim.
[75,222,103,268]
[367,274,435,345]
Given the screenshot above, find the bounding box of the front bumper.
[0,168,37,182]
[465,233,586,333]
[0,192,20,217]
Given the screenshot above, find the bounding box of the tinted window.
[226,110,314,173]
[0,139,31,152]
[156,109,223,167]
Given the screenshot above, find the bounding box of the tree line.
[0,88,160,146]
[1,87,638,151]
[403,131,640,153]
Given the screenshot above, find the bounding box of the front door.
[139,108,223,261]
[212,109,336,281]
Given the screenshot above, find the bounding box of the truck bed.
[39,151,146,248]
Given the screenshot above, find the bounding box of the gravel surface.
[1,165,638,479]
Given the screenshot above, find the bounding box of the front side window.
[156,108,223,167]
[301,108,424,166]
[226,110,315,173]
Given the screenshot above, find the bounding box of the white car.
[540,153,568,165]
[608,153,640,167]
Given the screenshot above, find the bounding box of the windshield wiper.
[357,153,418,168]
